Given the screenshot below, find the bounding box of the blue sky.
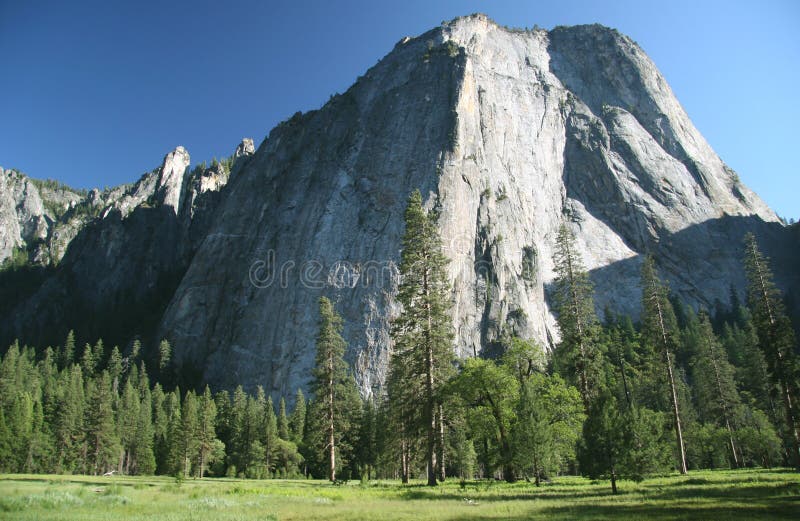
[1,0,797,220]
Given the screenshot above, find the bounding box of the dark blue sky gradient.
[1,0,797,219]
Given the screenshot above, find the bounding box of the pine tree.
[61,330,76,370]
[195,386,218,478]
[263,392,278,475]
[133,387,156,475]
[388,189,455,486]
[688,313,742,467]
[108,346,123,393]
[310,297,361,481]
[53,365,85,473]
[640,255,688,474]
[84,371,120,475]
[742,232,800,469]
[118,380,141,473]
[278,397,290,441]
[151,383,169,474]
[180,391,199,477]
[163,390,184,477]
[158,340,171,371]
[551,223,602,407]
[289,389,306,444]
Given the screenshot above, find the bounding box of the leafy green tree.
[512,372,584,485]
[388,189,455,486]
[310,297,361,481]
[451,358,519,481]
[551,224,602,406]
[640,255,688,474]
[743,233,800,469]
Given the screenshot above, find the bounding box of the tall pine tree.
[310,297,360,481]
[551,223,601,407]
[388,189,454,486]
[743,233,800,469]
[640,255,688,474]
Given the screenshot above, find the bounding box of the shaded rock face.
[1,16,797,399]
[0,140,254,350]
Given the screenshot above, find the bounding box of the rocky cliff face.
[2,15,797,398]
[0,140,254,350]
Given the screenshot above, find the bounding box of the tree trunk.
[610,466,618,495]
[423,264,438,487]
[710,343,740,468]
[654,294,688,474]
[437,404,446,482]
[328,348,336,482]
[400,437,409,484]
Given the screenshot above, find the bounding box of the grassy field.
[1,469,798,520]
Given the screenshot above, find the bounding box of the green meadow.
[1,469,798,521]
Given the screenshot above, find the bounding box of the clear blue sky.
[1,0,797,220]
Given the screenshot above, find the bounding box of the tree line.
[0,190,797,491]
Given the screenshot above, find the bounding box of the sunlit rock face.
[2,16,796,399]
[159,15,792,398]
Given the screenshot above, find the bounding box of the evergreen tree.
[262,392,278,475]
[61,330,76,370]
[180,391,199,477]
[196,386,218,478]
[551,223,602,406]
[388,189,455,486]
[84,371,120,475]
[118,380,141,473]
[278,397,290,441]
[81,343,98,377]
[743,233,800,469]
[688,313,742,467]
[289,389,306,444]
[133,386,156,475]
[640,255,688,474]
[310,297,361,481]
[158,340,171,371]
[53,365,85,473]
[108,346,123,393]
[163,390,183,476]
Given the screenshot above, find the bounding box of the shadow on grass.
[397,479,800,506]
[529,502,800,521]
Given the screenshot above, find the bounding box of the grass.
[0,469,797,520]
